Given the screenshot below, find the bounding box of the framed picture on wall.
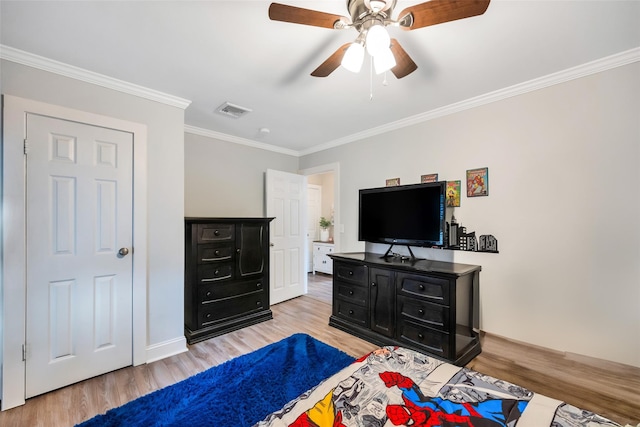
[466,167,489,197]
[446,181,461,207]
[421,173,438,183]
[386,178,400,187]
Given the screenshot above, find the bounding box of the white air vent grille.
[215,102,252,119]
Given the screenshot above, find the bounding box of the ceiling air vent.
[215,102,252,119]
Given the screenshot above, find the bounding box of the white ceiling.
[1,1,639,155]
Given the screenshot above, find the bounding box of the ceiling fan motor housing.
[349,0,396,25]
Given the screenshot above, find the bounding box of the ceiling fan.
[268,0,491,79]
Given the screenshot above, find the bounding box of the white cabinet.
[312,242,334,274]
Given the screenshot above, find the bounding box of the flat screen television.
[358,181,446,252]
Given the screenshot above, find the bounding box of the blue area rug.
[76,333,355,427]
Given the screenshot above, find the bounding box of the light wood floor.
[1,274,638,426]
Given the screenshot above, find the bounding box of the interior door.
[306,184,322,272]
[266,169,307,304]
[25,114,134,398]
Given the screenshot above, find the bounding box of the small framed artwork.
[467,167,489,197]
[386,178,400,187]
[446,181,461,207]
[421,173,438,183]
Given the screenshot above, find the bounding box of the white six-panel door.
[266,169,307,305]
[25,114,134,398]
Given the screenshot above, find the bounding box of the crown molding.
[3,44,636,155]
[300,47,640,156]
[184,125,300,157]
[0,45,192,109]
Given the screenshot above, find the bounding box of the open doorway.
[306,172,334,272]
[301,163,340,303]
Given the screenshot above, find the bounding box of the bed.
[255,345,630,427]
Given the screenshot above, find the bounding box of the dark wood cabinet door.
[237,223,267,277]
[369,268,395,338]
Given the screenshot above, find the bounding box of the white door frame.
[1,95,148,410]
[300,163,341,254]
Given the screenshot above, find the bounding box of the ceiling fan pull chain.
[369,55,374,100]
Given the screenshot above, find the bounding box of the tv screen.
[358,182,446,247]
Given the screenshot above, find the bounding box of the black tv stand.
[328,252,482,365]
[382,244,421,262]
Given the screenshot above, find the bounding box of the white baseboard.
[145,336,187,364]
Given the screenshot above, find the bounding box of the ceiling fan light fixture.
[365,24,390,56]
[341,42,365,73]
[373,46,396,74]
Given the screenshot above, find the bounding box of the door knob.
[118,247,130,256]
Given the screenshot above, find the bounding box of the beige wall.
[299,62,640,368]
[184,132,298,217]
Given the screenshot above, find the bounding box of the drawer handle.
[206,313,212,319]
[349,310,354,315]
[214,250,220,256]
[348,290,354,295]
[418,333,424,339]
[206,291,212,297]
[426,320,444,327]
[214,270,220,275]
[349,271,353,276]
[256,282,262,288]
[418,309,424,315]
[371,282,376,287]
[214,230,220,236]
[419,284,425,291]
[201,274,231,282]
[201,256,231,261]
[256,301,262,307]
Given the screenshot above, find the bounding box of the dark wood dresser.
[329,252,481,365]
[184,217,274,344]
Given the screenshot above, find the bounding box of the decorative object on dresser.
[184,217,274,344]
[312,241,334,275]
[328,252,481,365]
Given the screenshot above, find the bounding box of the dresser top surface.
[329,252,481,276]
[185,217,274,223]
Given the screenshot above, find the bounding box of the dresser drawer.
[334,281,368,306]
[397,295,449,331]
[200,292,267,327]
[397,319,449,358]
[199,278,265,302]
[397,272,450,306]
[334,262,367,285]
[197,223,234,243]
[197,244,234,264]
[198,263,233,283]
[334,299,369,328]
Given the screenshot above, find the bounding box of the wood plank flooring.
[1,274,638,426]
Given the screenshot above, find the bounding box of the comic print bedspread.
[254,346,623,427]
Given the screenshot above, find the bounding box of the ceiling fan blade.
[269,3,349,29]
[398,0,490,30]
[389,39,417,79]
[311,43,351,77]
